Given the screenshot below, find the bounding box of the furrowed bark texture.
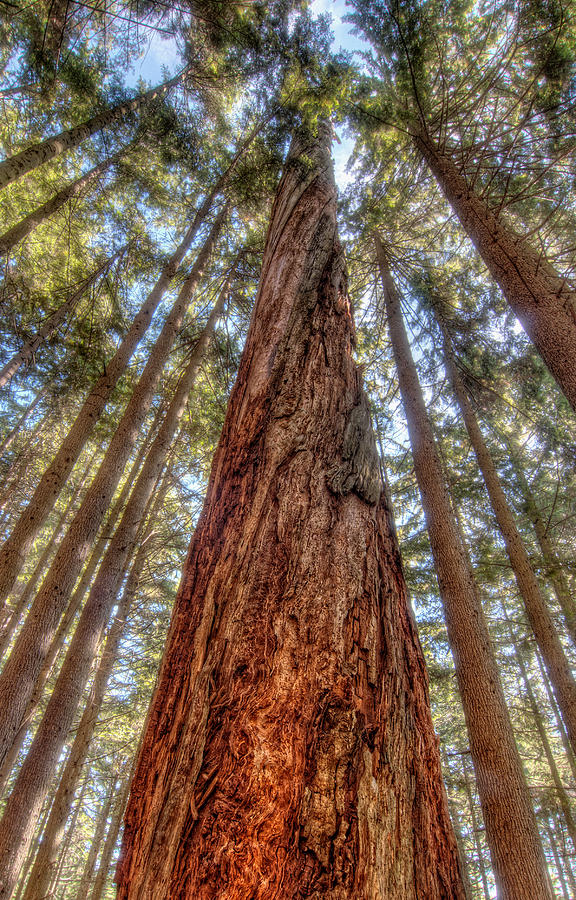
[0,187,217,611]
[0,68,187,190]
[117,129,465,899]
[376,237,553,900]
[414,131,576,411]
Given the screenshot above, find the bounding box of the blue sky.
[132,0,366,189]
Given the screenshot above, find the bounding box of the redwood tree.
[116,125,465,898]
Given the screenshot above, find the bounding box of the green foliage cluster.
[0,0,575,895]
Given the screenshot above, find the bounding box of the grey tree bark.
[377,235,553,899]
[0,206,227,842]
[0,185,221,612]
[0,68,189,190]
[0,279,227,895]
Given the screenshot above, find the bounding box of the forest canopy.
[0,0,575,897]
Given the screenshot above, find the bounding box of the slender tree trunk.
[0,185,220,611]
[89,763,133,900]
[75,778,117,900]
[47,776,89,898]
[41,0,70,68]
[0,152,124,256]
[0,408,52,514]
[414,130,576,411]
[513,635,576,854]
[0,290,227,893]
[0,209,227,897]
[117,127,464,899]
[460,756,491,900]
[0,448,95,653]
[376,235,553,899]
[441,749,474,899]
[505,439,576,646]
[439,324,576,754]
[0,388,46,457]
[0,68,189,190]
[545,819,570,900]
[13,786,59,900]
[21,470,170,900]
[535,646,576,785]
[0,252,120,389]
[0,428,155,795]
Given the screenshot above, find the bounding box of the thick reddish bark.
[117,128,465,899]
[414,131,576,412]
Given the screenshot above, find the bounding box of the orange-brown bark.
[117,127,465,899]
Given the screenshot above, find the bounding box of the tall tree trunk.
[0,426,155,795]
[75,778,117,900]
[505,437,576,646]
[0,208,227,818]
[544,818,571,900]
[438,323,576,753]
[21,470,170,900]
[45,776,89,899]
[13,784,61,900]
[0,152,124,256]
[440,749,474,899]
[117,127,465,899]
[0,68,189,190]
[460,755,491,900]
[376,236,553,899]
[0,252,120,389]
[0,388,46,457]
[89,763,133,900]
[535,647,576,786]
[0,184,220,611]
[0,448,95,653]
[413,130,576,411]
[0,286,227,893]
[41,0,70,69]
[512,632,576,855]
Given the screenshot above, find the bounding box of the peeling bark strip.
[117,128,465,899]
[414,131,576,412]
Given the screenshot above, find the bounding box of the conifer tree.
[117,126,465,898]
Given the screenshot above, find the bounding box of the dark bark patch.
[327,391,381,505]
